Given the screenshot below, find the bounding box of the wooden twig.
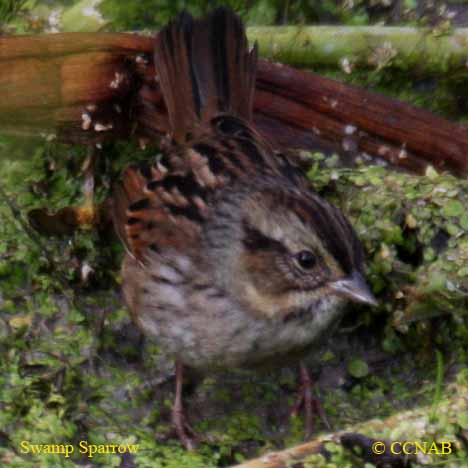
[232,437,326,468]
[231,389,468,467]
[231,432,414,468]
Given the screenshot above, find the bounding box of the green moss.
[307,159,468,336]
[1,131,467,466]
[1,3,467,466]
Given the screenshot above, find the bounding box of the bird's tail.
[153,7,257,143]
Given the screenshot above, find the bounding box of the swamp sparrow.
[112,7,376,449]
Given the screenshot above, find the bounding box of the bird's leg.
[171,361,196,450]
[290,362,331,439]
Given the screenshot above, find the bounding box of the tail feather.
[154,7,257,142]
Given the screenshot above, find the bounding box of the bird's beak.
[329,271,378,306]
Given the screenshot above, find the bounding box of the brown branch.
[1,32,467,175]
[256,60,468,174]
[233,437,325,468]
[0,33,152,141]
[253,88,428,173]
[231,432,415,468]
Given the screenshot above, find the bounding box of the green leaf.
[442,200,464,218]
[347,359,369,378]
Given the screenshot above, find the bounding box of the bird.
[112,7,377,450]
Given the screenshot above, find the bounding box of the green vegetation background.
[0,1,467,467]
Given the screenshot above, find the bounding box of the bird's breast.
[137,260,346,369]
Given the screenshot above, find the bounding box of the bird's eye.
[295,250,316,270]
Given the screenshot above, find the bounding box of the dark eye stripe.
[242,220,286,252]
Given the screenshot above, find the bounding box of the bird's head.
[206,186,376,321]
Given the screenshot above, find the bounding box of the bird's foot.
[290,363,331,439]
[170,361,198,450]
[171,405,197,450]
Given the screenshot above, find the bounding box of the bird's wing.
[112,8,309,261]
